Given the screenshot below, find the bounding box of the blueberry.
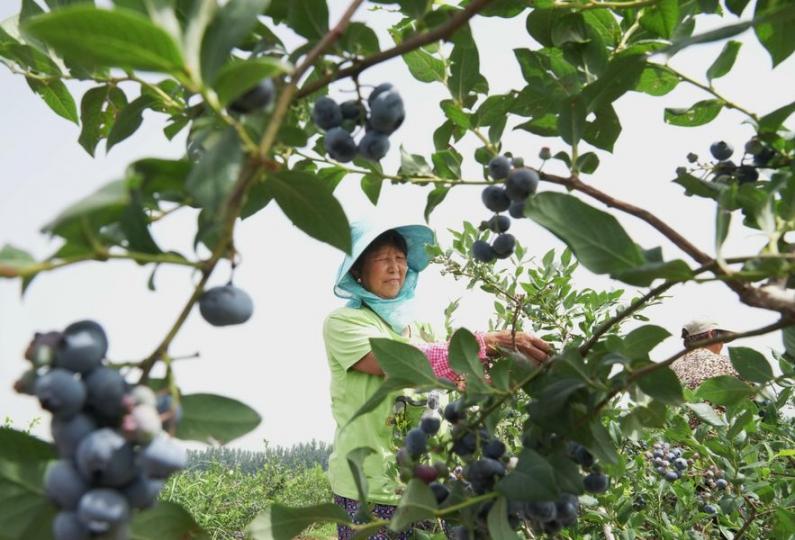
[483,438,506,460]
[687,152,698,163]
[52,414,97,458]
[312,97,343,130]
[674,458,688,470]
[542,520,563,534]
[53,511,90,540]
[122,474,164,509]
[45,460,90,511]
[405,428,428,459]
[736,165,759,184]
[75,428,137,487]
[753,147,776,166]
[508,200,526,219]
[413,463,438,484]
[465,458,505,493]
[367,83,394,106]
[504,168,539,201]
[429,482,449,504]
[228,79,275,114]
[448,525,471,540]
[420,413,441,436]
[369,90,405,134]
[323,127,357,162]
[140,434,187,478]
[84,367,127,424]
[492,233,515,259]
[77,488,130,533]
[538,147,551,160]
[357,130,390,161]
[583,472,609,493]
[199,284,254,326]
[340,99,366,122]
[443,399,466,423]
[555,493,579,526]
[525,500,557,522]
[574,446,594,468]
[715,478,727,489]
[665,470,679,481]
[481,185,511,212]
[704,503,718,515]
[471,240,496,263]
[486,215,510,233]
[156,393,183,432]
[710,141,733,161]
[488,156,511,180]
[55,320,107,374]
[35,368,86,419]
[452,431,477,456]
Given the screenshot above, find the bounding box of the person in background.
[671,319,738,390]
[323,219,551,539]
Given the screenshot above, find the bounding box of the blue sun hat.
[334,218,436,334]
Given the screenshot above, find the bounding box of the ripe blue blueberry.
[55,320,107,374]
[52,414,97,458]
[340,100,366,122]
[35,368,86,419]
[488,156,511,180]
[140,434,188,478]
[492,233,515,259]
[84,367,127,424]
[75,428,137,487]
[483,438,506,460]
[710,141,733,161]
[369,90,405,134]
[481,185,511,213]
[471,240,496,263]
[715,478,727,489]
[53,511,90,540]
[45,460,90,511]
[704,504,718,515]
[665,470,679,481]
[443,399,466,423]
[404,428,428,459]
[736,165,759,184]
[486,215,510,233]
[555,493,579,526]
[358,130,390,161]
[452,431,477,457]
[324,127,358,163]
[77,488,130,533]
[228,79,275,114]
[368,83,394,106]
[312,97,343,130]
[504,168,539,201]
[420,413,441,436]
[674,457,688,470]
[508,200,526,219]
[583,472,609,493]
[429,482,449,504]
[199,284,254,326]
[122,475,164,509]
[525,501,557,522]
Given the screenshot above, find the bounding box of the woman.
[323,220,551,539]
[672,319,738,390]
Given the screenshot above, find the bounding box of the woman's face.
[359,244,408,299]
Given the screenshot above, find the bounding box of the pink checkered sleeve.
[416,332,489,382]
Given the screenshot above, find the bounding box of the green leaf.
[213,57,289,105]
[448,25,480,101]
[448,328,487,385]
[635,64,679,96]
[287,0,328,40]
[106,94,157,151]
[175,393,262,444]
[695,376,754,406]
[0,460,54,540]
[496,449,559,502]
[673,171,723,200]
[402,47,445,83]
[487,497,521,540]
[754,0,795,67]
[247,503,350,540]
[577,152,599,174]
[200,0,269,83]
[424,186,449,222]
[341,22,380,56]
[440,100,470,130]
[120,197,162,254]
[639,0,680,39]
[24,6,185,73]
[26,77,78,124]
[390,479,437,532]
[581,53,646,112]
[0,428,56,463]
[524,192,646,276]
[583,105,621,152]
[360,174,382,205]
[43,179,130,237]
[3,43,62,75]
[557,95,586,146]
[637,365,683,405]
[371,338,439,385]
[0,245,35,278]
[588,420,618,465]
[269,170,351,253]
[78,85,128,156]
[664,99,723,127]
[623,325,671,358]
[399,146,432,177]
[684,403,727,426]
[185,127,243,211]
[130,501,208,539]
[346,447,375,504]
[728,347,774,383]
[706,40,741,81]
[614,259,694,286]
[349,377,415,424]
[758,100,795,133]
[783,326,795,358]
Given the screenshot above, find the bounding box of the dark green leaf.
[43,179,130,237]
[440,100,470,129]
[551,13,588,47]
[557,95,585,146]
[213,57,289,105]
[0,428,56,463]
[269,170,351,253]
[624,325,671,358]
[390,479,437,532]
[684,403,727,426]
[3,43,62,75]
[577,152,599,174]
[664,99,723,127]
[514,114,558,137]
[695,376,753,406]
[371,338,438,385]
[475,95,511,127]
[340,22,379,56]
[583,105,621,152]
[346,447,375,504]
[448,328,486,382]
[120,197,161,254]
[581,53,646,112]
[0,459,54,540]
[78,86,108,156]
[185,127,243,211]
[24,6,185,72]
[635,64,679,96]
[240,181,273,220]
[402,47,445,83]
[637,365,683,405]
[588,420,618,465]
[247,503,350,540]
[360,174,382,205]
[424,186,449,222]
[728,347,774,383]
[130,501,208,539]
[26,77,78,123]
[524,192,646,275]
[496,449,559,502]
[639,0,680,38]
[758,100,795,133]
[106,94,157,151]
[783,326,795,358]
[201,0,269,83]
[448,25,480,101]
[754,0,795,67]
[287,0,328,40]
[176,393,262,444]
[706,40,741,80]
[726,0,751,16]
[673,171,722,199]
[487,497,521,540]
[665,19,753,57]
[614,259,694,286]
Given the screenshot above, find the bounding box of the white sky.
[1,2,794,450]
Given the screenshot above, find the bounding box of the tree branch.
[296,0,496,99]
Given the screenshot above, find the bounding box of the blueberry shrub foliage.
[1,0,795,539]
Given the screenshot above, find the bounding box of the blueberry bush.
[1,0,794,539]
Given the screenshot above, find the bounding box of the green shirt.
[323,306,414,505]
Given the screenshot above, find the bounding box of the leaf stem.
[661,65,758,122]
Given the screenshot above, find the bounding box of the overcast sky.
[1,2,793,450]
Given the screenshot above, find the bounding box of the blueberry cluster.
[395,398,604,537]
[679,137,780,186]
[471,155,540,263]
[13,321,187,540]
[198,283,254,326]
[311,83,404,163]
[697,464,728,515]
[646,442,688,482]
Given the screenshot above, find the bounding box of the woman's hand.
[483,330,552,364]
